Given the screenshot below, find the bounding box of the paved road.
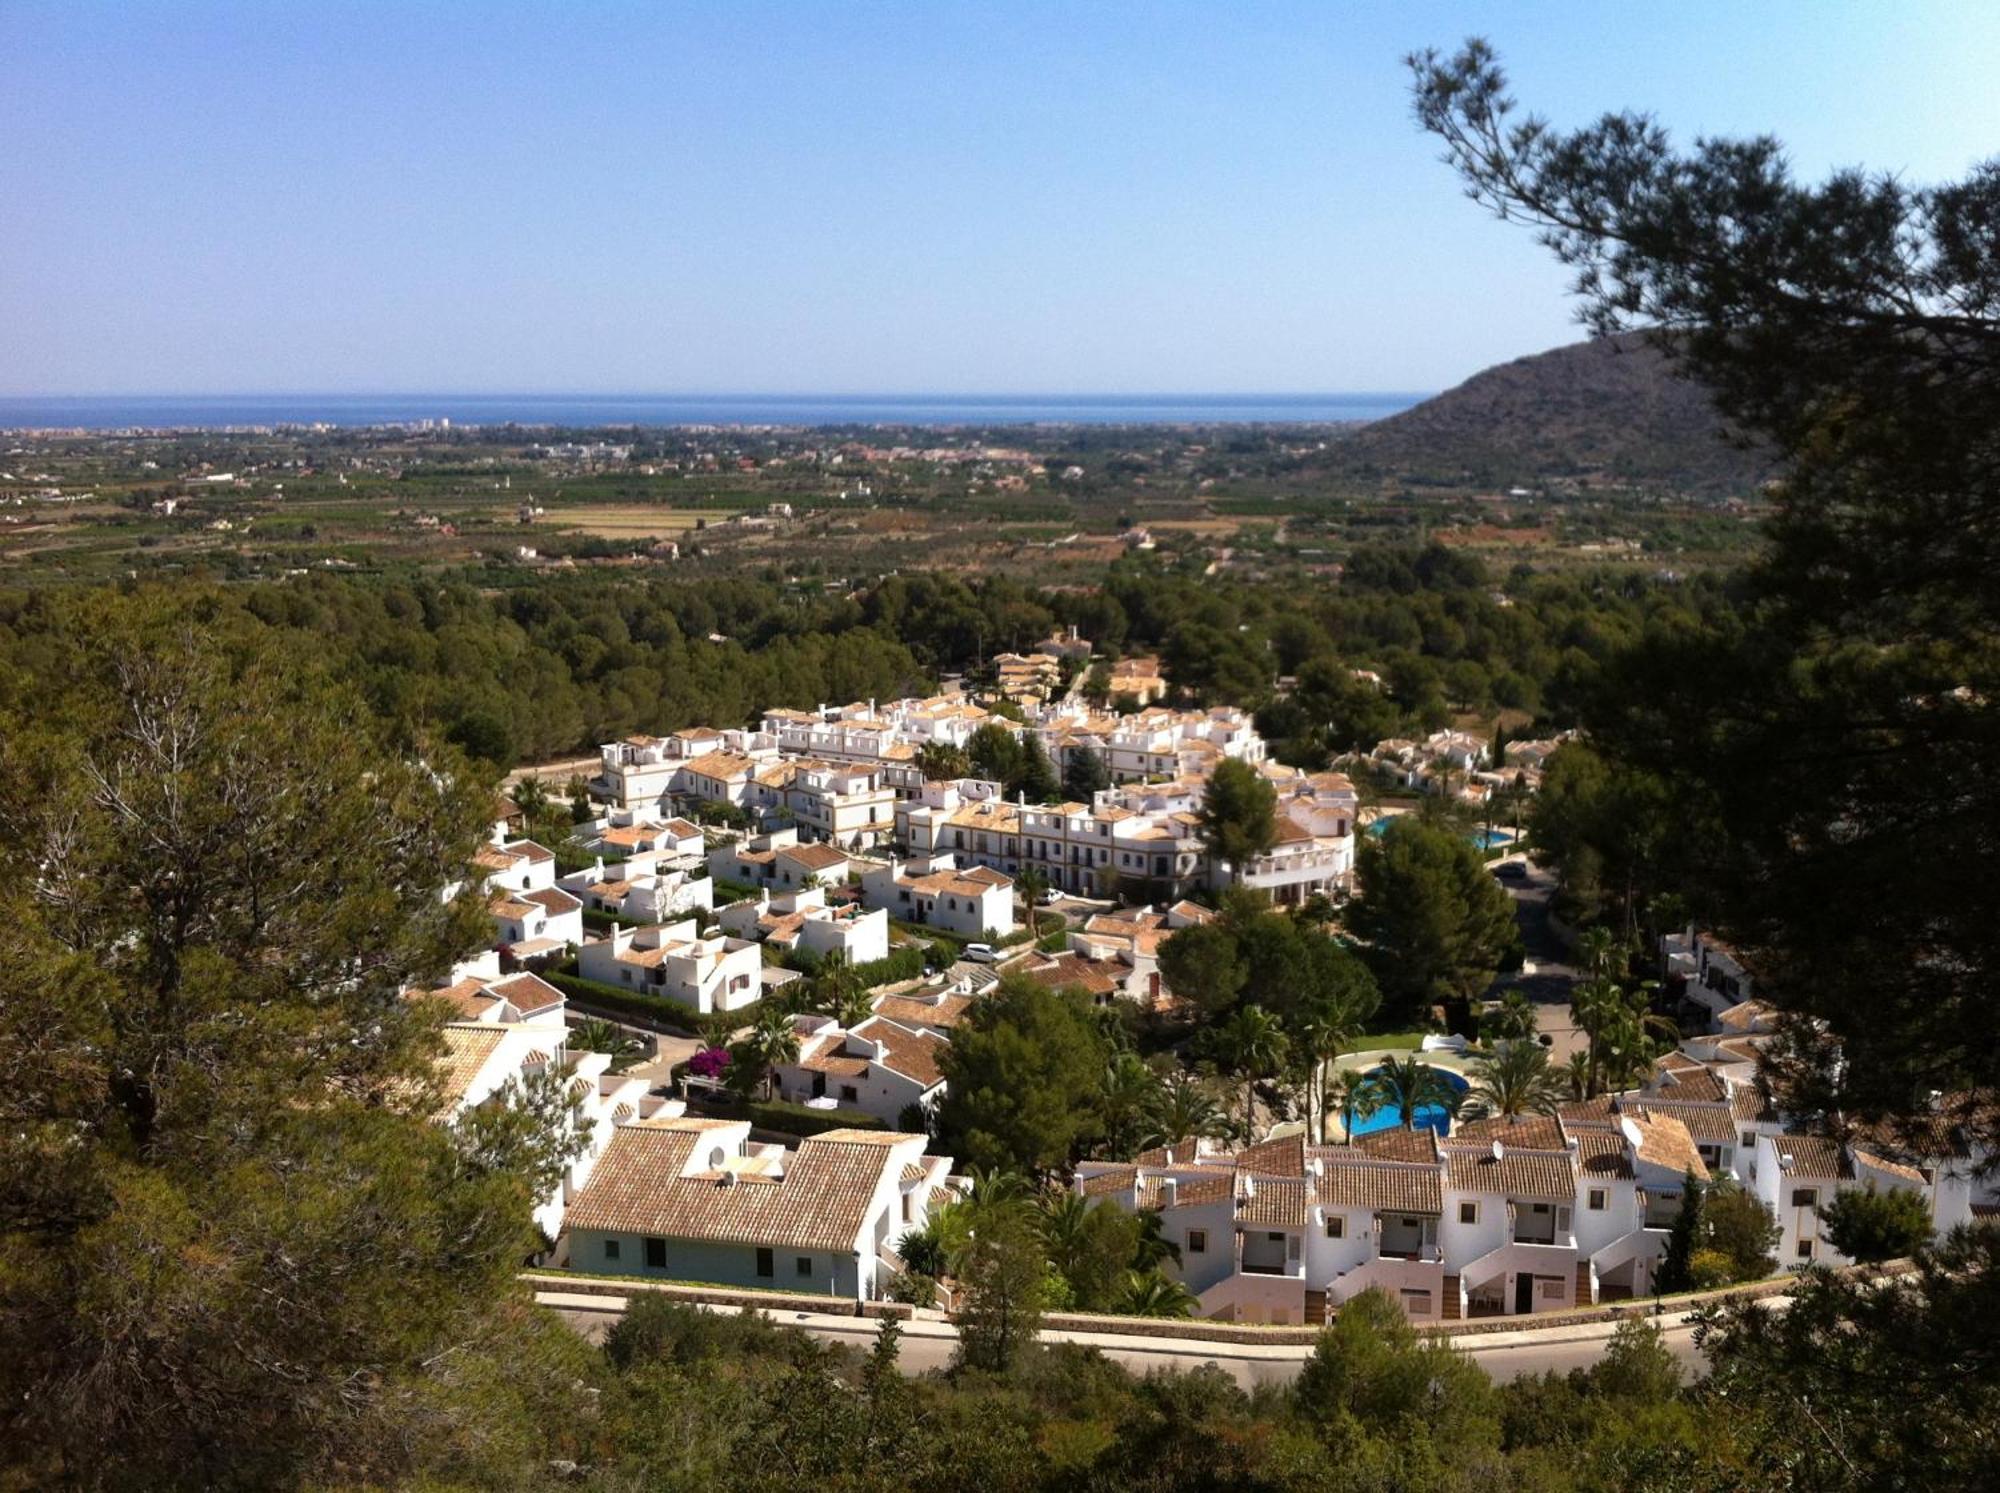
[540,1291,1709,1388]
[1488,856,1585,1059]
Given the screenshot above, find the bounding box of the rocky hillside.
[1337,334,1771,494]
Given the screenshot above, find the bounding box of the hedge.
[580,906,622,935]
[543,968,759,1036]
[740,1099,886,1137]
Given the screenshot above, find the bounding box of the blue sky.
[4,1,1997,395]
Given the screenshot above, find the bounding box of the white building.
[859,854,1016,940]
[576,919,764,1014]
[715,886,891,967]
[560,1117,953,1301]
[773,1014,947,1126]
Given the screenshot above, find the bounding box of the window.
[603,1238,621,1261]
[1796,1238,1815,1260]
[840,1085,859,1103]
[1458,1201,1479,1225]
[1587,1188,1608,1212]
[1267,1230,1284,1243]
[796,1256,813,1278]
[644,1237,667,1269]
[1791,1188,1819,1210]
[1325,1216,1344,1239]
[1187,1229,1208,1255]
[1742,1132,1757,1148]
[756,1248,774,1278]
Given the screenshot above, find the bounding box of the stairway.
[1304,1289,1328,1326]
[1574,1262,1595,1308]
[1441,1275,1461,1321]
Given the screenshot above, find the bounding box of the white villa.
[560,1118,953,1301]
[576,919,764,1014]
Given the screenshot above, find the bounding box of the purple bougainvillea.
[689,1046,731,1079]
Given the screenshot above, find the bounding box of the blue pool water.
[1366,819,1515,851]
[1344,1065,1470,1139]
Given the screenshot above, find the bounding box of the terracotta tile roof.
[488,972,565,1015]
[1444,1145,1578,1201]
[523,887,581,915]
[506,840,556,864]
[1136,1173,1234,1210]
[778,843,851,872]
[1729,1084,1781,1123]
[1312,1157,1444,1214]
[1773,1135,1854,1182]
[415,977,501,1019]
[1233,1134,1308,1178]
[1572,1129,1636,1179]
[1346,1129,1441,1163]
[1627,1114,1709,1182]
[1450,1114,1567,1150]
[1654,1067,1727,1103]
[1851,1148,1928,1185]
[1236,1175,1308,1227]
[1131,1143,1204,1168]
[1851,1097,1993,1161]
[1019,954,1116,998]
[849,1018,946,1088]
[870,992,975,1029]
[680,750,755,780]
[1632,1098,1736,1144]
[1556,1095,1627,1129]
[565,1120,924,1252]
[1079,1166,1138,1198]
[435,1024,507,1107]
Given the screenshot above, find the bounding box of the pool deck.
[1327,1049,1474,1143]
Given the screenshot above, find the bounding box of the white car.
[963,943,998,963]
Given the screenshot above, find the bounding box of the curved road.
[539,1290,1710,1387]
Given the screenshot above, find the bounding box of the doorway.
[1513,1272,1534,1314]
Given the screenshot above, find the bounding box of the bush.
[1822,1185,1933,1263]
[1687,1249,1734,1290]
[888,1272,938,1309]
[541,968,758,1037]
[726,1098,886,1137]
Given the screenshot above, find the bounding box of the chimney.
[1490,1140,1505,1161]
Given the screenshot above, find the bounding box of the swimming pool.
[1343,1064,1470,1139]
[1367,819,1515,851]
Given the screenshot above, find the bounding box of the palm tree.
[741,1008,800,1100]
[813,953,872,1027]
[1116,1269,1197,1319]
[1461,1042,1566,1123]
[1294,1000,1362,1143]
[1560,1050,1593,1100]
[1149,1071,1229,1151]
[1099,1052,1162,1159]
[1568,975,1625,1098]
[568,1016,638,1060]
[1132,1208,1182,1271]
[1215,1006,1289,1141]
[1015,866,1050,939]
[1483,990,1538,1045]
[1359,1055,1463,1132]
[1324,1067,1383,1140]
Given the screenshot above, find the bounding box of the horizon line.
[0,389,1432,402]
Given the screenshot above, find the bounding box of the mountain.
[1336,334,1772,494]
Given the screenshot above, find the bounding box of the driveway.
[1486,856,1585,1060]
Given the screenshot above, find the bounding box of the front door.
[1514,1272,1535,1314]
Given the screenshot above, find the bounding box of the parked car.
[963,942,998,963]
[1494,860,1529,881]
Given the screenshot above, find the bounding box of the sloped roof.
[1627,1113,1709,1182]
[1233,1134,1308,1178]
[565,1120,924,1252]
[1444,1145,1578,1201]
[1774,1135,1853,1182]
[1345,1129,1442,1164]
[1312,1156,1444,1214]
[436,1024,507,1108]
[1572,1128,1636,1179]
[487,972,565,1016]
[1236,1175,1309,1228]
[1450,1114,1567,1150]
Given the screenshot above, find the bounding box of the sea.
[0,392,1423,432]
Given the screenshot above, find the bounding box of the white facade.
[576,919,764,1014]
[859,854,1016,940]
